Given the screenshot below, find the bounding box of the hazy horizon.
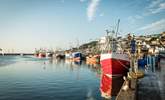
[0,0,165,53]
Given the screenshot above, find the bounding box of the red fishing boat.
[34,49,46,58]
[100,52,130,76]
[99,20,130,99]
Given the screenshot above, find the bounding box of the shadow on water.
[100,74,124,100]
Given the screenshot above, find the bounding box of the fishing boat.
[100,52,130,76]
[100,20,130,99]
[72,52,83,61]
[34,49,46,58]
[65,51,73,59]
[38,53,46,58]
[86,54,100,65]
[65,51,83,61]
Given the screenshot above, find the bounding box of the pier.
[116,79,137,100]
[116,58,165,100]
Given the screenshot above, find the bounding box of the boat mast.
[103,29,110,53]
[115,19,120,38]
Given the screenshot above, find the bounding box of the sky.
[0,0,165,53]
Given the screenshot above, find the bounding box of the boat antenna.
[115,19,120,38]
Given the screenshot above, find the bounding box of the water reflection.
[51,59,104,96]
[0,56,103,100]
[0,56,121,100]
[0,56,17,67]
[74,60,82,65]
[100,74,124,99]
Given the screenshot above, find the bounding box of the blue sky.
[0,0,165,53]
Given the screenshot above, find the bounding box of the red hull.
[100,53,130,76]
[36,53,46,58]
[100,53,130,98]
[101,58,129,76]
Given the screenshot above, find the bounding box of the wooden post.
[130,36,136,73]
[131,54,136,73]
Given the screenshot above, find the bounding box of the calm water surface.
[0,56,102,100]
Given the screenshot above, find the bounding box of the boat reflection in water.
[65,59,82,66]
[100,75,124,99]
[74,60,82,65]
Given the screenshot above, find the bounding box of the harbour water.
[0,56,102,100]
[1,55,165,100]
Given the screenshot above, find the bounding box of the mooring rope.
[116,59,129,70]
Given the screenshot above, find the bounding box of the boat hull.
[100,53,130,98]
[35,53,46,58]
[100,53,130,76]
